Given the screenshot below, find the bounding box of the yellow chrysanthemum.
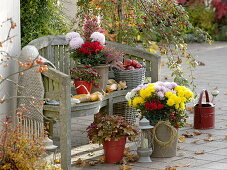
[177,90,184,97]
[132,97,144,108]
[165,91,173,98]
[167,99,175,106]
[174,96,182,104]
[175,103,179,109]
[180,102,185,110]
[139,85,155,99]
[185,90,194,99]
[181,97,187,103]
[128,100,132,107]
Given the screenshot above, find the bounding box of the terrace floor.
[53,42,227,170]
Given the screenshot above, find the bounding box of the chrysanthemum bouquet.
[126,82,194,128]
[66,31,107,66]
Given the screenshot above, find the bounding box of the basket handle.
[198,89,210,107]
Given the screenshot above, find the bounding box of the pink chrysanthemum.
[65,32,81,43]
[90,32,105,44]
[69,37,84,49]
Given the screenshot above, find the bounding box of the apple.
[126,66,135,70]
[135,63,142,68]
[123,59,132,66]
[131,60,138,67]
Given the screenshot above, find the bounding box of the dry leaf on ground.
[99,157,105,164]
[178,136,186,143]
[55,159,61,164]
[178,152,186,157]
[197,61,205,66]
[165,167,176,170]
[184,122,193,127]
[120,164,133,170]
[195,150,205,155]
[174,163,190,167]
[191,139,200,144]
[204,137,214,142]
[224,135,227,140]
[224,124,227,127]
[88,152,94,156]
[186,107,194,113]
[177,146,182,150]
[182,131,194,138]
[193,130,202,136]
[224,93,227,95]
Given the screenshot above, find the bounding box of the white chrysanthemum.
[90,32,105,44]
[65,32,81,43]
[69,37,84,49]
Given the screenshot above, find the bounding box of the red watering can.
[194,89,218,129]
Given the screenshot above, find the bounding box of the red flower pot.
[74,81,92,94]
[103,136,126,163]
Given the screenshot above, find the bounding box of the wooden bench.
[28,35,161,169]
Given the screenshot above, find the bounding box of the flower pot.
[77,64,109,92]
[74,81,92,94]
[151,121,178,158]
[103,136,126,163]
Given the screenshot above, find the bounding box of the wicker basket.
[113,68,146,89]
[113,101,137,125]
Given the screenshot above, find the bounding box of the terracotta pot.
[76,64,109,93]
[103,136,126,163]
[74,81,92,94]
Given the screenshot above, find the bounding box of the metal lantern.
[137,117,153,163]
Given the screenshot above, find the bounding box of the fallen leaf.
[224,135,227,140]
[182,131,194,138]
[195,150,205,155]
[204,137,214,142]
[165,167,176,170]
[224,93,227,95]
[178,136,186,143]
[197,61,205,66]
[124,147,131,156]
[193,130,202,136]
[125,154,138,162]
[177,146,182,150]
[178,152,186,157]
[120,164,133,170]
[88,152,94,156]
[207,133,212,137]
[55,159,61,164]
[224,124,227,127]
[174,163,190,167]
[186,107,194,113]
[184,122,193,127]
[191,139,200,144]
[99,157,105,164]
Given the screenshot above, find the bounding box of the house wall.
[0,0,21,122]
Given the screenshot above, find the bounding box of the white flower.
[125,90,137,101]
[69,37,84,49]
[65,32,81,43]
[90,32,105,44]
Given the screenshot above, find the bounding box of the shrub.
[20,0,69,47]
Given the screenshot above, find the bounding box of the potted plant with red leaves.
[86,113,138,163]
[70,66,101,94]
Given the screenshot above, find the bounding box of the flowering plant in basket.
[66,17,124,69]
[70,66,101,87]
[86,113,138,145]
[126,82,194,128]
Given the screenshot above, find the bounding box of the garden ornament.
[137,117,153,163]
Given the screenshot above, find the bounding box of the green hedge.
[21,0,69,47]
